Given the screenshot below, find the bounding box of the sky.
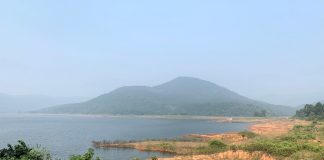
[0,0,323,106]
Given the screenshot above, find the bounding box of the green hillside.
[39,77,295,116]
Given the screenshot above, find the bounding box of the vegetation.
[150,156,158,160]
[39,77,294,116]
[295,102,324,120]
[0,141,100,160]
[235,124,324,159]
[238,131,258,138]
[99,119,324,160]
[253,109,267,117]
[239,138,322,157]
[157,142,176,151]
[70,148,100,160]
[193,140,227,155]
[0,140,51,160]
[209,140,226,149]
[94,138,230,155]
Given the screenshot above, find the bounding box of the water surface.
[0,114,250,160]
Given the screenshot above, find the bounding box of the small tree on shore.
[70,148,101,160]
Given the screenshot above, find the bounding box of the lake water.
[0,114,250,160]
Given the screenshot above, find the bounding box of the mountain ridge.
[38,77,295,116]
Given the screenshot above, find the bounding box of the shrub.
[280,133,315,141]
[238,131,258,139]
[0,140,52,160]
[192,140,227,154]
[0,141,102,160]
[241,139,298,157]
[209,140,226,149]
[229,145,239,152]
[0,140,31,159]
[70,148,101,160]
[241,138,324,157]
[195,146,222,154]
[157,142,175,151]
[287,150,324,160]
[151,156,158,160]
[23,148,51,160]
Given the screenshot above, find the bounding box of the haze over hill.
[0,94,88,113]
[39,77,295,116]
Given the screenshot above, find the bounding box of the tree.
[0,141,100,160]
[0,140,50,160]
[295,102,324,120]
[70,148,101,160]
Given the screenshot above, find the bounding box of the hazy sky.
[0,0,323,106]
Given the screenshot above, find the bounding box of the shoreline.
[4,112,290,122]
[93,118,309,159]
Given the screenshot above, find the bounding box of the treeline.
[0,140,100,160]
[295,102,324,120]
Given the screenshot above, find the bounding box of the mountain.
[39,77,295,116]
[0,94,88,113]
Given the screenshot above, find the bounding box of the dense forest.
[295,102,324,120]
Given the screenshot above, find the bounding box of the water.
[0,114,250,160]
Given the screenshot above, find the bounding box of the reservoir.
[0,114,250,160]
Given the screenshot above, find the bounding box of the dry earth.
[156,118,309,160]
[249,118,309,136]
[159,150,275,160]
[94,118,311,160]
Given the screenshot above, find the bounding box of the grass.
[238,138,323,157]
[234,123,324,159]
[286,150,324,160]
[157,142,176,151]
[238,130,258,139]
[96,120,324,160]
[193,140,227,154]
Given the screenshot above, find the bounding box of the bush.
[209,140,226,149]
[193,140,227,154]
[280,133,315,142]
[157,142,175,151]
[0,141,101,160]
[0,140,31,159]
[229,145,239,152]
[23,149,51,160]
[287,150,324,160]
[238,131,258,139]
[242,139,297,156]
[241,138,324,157]
[0,140,51,160]
[151,156,158,160]
[70,148,101,160]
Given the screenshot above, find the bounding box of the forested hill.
[38,77,295,116]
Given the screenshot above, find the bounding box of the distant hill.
[39,77,295,116]
[0,94,88,113]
